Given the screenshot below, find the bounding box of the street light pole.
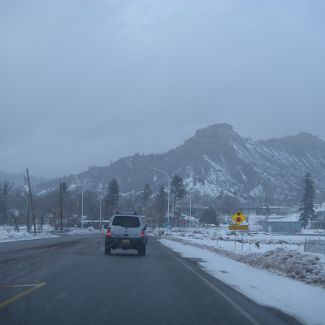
[99,183,103,231]
[152,168,170,229]
[189,189,192,219]
[167,176,170,228]
[81,180,84,229]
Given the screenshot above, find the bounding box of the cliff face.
[36,123,325,204]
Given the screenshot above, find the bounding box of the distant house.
[178,214,199,227]
[262,220,302,234]
[255,206,296,216]
[310,211,325,230]
[179,203,208,219]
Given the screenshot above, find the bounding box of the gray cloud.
[1,0,325,177]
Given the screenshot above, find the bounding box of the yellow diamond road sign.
[232,211,246,225]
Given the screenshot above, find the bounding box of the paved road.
[0,234,301,325]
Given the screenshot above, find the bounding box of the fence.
[304,239,325,255]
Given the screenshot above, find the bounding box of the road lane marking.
[161,245,260,325]
[0,282,46,309]
[0,284,42,288]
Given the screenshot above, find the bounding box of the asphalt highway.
[0,234,301,325]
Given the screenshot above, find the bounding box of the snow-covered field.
[0,225,99,243]
[157,226,325,287]
[160,239,325,325]
[159,225,324,254]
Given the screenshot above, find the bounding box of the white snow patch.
[0,225,58,243]
[0,225,99,243]
[249,185,264,197]
[160,238,325,325]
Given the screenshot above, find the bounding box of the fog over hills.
[31,123,325,205]
[0,170,48,188]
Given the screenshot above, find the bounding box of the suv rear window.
[112,215,140,228]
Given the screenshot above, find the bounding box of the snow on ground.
[164,226,322,254]
[159,226,325,287]
[160,238,325,325]
[67,226,100,235]
[0,225,99,243]
[0,225,58,243]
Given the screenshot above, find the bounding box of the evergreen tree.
[141,183,152,209]
[59,181,68,232]
[155,184,167,226]
[105,178,120,216]
[171,175,186,226]
[171,175,186,203]
[299,172,315,228]
[200,207,219,226]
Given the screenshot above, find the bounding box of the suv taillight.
[106,228,111,237]
[140,229,145,238]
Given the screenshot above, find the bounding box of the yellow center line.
[0,282,46,309]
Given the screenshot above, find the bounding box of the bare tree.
[0,181,13,224]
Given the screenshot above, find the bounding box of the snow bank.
[160,239,325,325]
[0,225,99,243]
[244,248,325,287]
[0,225,58,243]
[163,227,325,288]
[167,226,309,254]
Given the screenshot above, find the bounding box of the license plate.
[121,239,130,245]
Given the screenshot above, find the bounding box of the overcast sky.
[1,0,325,177]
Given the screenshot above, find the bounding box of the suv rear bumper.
[105,237,146,250]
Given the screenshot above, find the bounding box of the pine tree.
[299,173,315,228]
[105,178,120,216]
[155,184,167,226]
[171,175,186,202]
[141,183,152,209]
[59,182,68,232]
[171,175,186,226]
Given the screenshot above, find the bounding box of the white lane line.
[161,245,261,325]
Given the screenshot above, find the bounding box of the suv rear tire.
[105,246,111,255]
[137,246,146,256]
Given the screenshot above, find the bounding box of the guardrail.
[304,239,325,255]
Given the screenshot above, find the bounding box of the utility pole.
[59,182,63,232]
[26,168,36,234]
[99,183,103,231]
[189,190,192,219]
[24,180,31,232]
[152,168,170,230]
[81,180,84,228]
[24,175,31,232]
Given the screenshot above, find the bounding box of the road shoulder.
[160,238,325,325]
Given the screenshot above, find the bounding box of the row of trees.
[0,173,190,229]
[0,171,317,229]
[99,172,320,229]
[104,175,188,227]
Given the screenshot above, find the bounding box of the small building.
[178,214,199,227]
[262,220,302,234]
[255,206,296,216]
[178,203,208,219]
[310,212,325,230]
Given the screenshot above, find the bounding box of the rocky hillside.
[36,123,325,204]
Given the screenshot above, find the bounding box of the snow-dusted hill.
[36,123,325,204]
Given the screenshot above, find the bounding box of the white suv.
[104,213,147,256]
